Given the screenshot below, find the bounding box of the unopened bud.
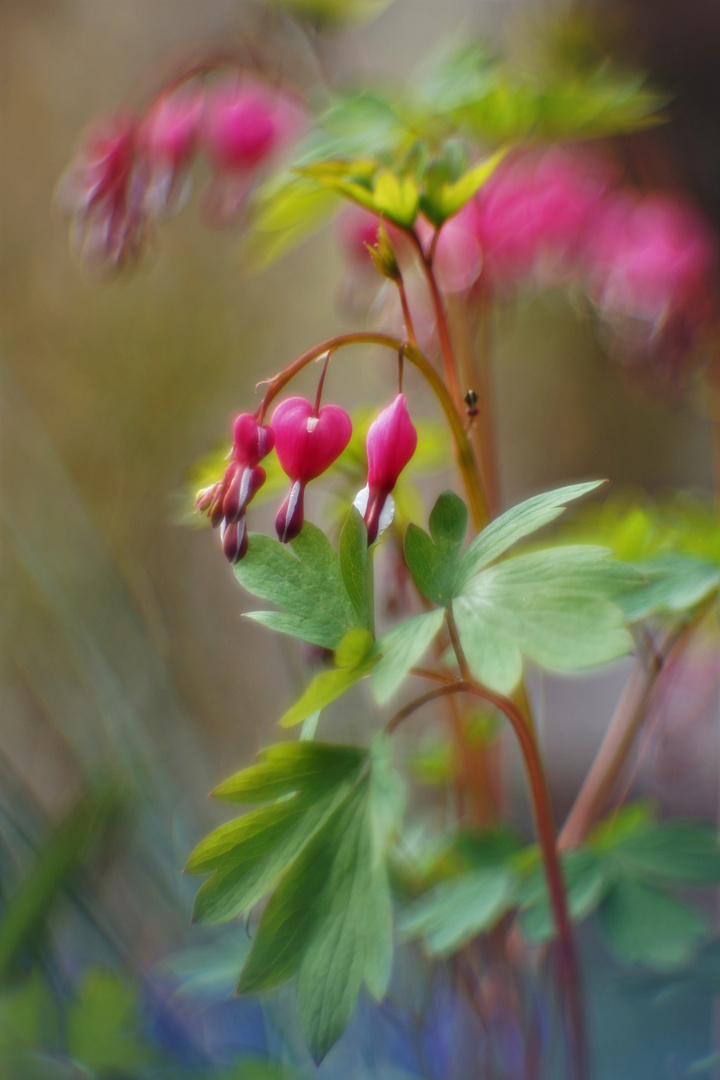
[275,480,305,543]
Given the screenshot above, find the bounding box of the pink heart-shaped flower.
[271,397,352,482]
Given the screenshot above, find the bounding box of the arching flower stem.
[254,331,489,530]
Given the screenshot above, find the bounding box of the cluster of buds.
[196,413,275,563]
[57,74,303,271]
[197,385,418,562]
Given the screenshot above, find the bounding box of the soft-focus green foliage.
[400,806,720,970]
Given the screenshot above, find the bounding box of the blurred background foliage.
[2,0,720,1077]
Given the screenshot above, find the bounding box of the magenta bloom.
[363,394,417,543]
[139,86,204,216]
[584,193,716,324]
[469,149,611,289]
[196,413,275,563]
[272,397,352,542]
[201,82,278,172]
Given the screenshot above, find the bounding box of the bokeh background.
[2,1,720,1078]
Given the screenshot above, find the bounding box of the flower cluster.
[57,75,303,271]
[197,389,418,563]
[196,413,275,564]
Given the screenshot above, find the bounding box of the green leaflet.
[420,147,508,225]
[280,629,376,727]
[398,867,516,957]
[453,545,640,694]
[519,848,614,944]
[371,610,445,703]
[619,553,720,622]
[404,490,468,606]
[238,736,403,1062]
[187,743,367,924]
[455,480,604,588]
[605,821,720,886]
[235,523,361,649]
[597,878,706,969]
[338,508,373,632]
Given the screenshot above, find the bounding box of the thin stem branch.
[387,677,588,1080]
[254,331,488,529]
[559,603,714,849]
[408,229,462,410]
[397,277,418,349]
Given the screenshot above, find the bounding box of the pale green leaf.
[236,525,359,649]
[619,553,720,622]
[372,610,445,703]
[454,545,638,693]
[66,970,149,1074]
[338,508,373,632]
[598,878,706,969]
[398,867,516,956]
[404,490,468,605]
[456,480,605,589]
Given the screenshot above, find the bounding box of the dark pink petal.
[366,393,417,493]
[271,397,352,482]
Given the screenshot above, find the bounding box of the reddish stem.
[388,676,588,1080]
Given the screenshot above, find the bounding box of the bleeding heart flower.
[271,396,352,542]
[361,393,417,543]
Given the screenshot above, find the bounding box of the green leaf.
[371,610,445,703]
[236,524,360,649]
[398,867,516,956]
[597,878,706,969]
[610,823,720,885]
[371,171,419,226]
[66,969,150,1073]
[519,848,613,943]
[188,743,367,924]
[421,147,508,225]
[243,176,340,271]
[210,741,366,804]
[280,629,376,727]
[619,553,720,622]
[405,490,468,605]
[0,974,60,1056]
[453,545,639,694]
[238,735,402,1062]
[338,508,373,632]
[456,480,605,589]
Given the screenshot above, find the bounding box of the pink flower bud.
[275,480,306,544]
[364,393,417,543]
[221,517,249,564]
[271,397,352,542]
[201,82,279,172]
[272,397,352,483]
[223,464,266,522]
[233,413,275,466]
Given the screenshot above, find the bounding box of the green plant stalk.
[389,673,588,1080]
[255,331,489,528]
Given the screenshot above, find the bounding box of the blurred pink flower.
[584,192,716,325]
[469,149,612,288]
[57,112,151,271]
[200,78,306,224]
[139,85,204,216]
